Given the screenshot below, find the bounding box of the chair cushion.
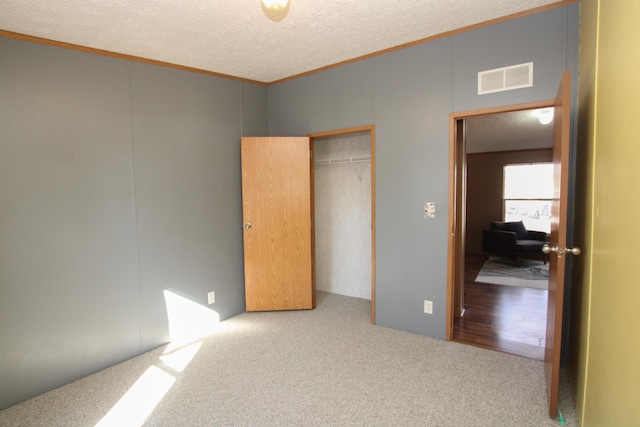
[505,221,528,240]
[515,239,546,252]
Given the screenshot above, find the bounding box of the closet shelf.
[315,156,371,165]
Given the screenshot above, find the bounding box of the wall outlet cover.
[424,300,433,314]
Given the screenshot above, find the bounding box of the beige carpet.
[0,292,576,426]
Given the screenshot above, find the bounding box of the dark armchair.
[482,221,549,266]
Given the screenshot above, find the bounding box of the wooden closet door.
[241,136,315,311]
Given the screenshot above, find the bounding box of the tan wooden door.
[544,72,579,418]
[241,136,315,311]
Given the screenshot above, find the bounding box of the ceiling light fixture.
[261,0,290,21]
[537,108,554,125]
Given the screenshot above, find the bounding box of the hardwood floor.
[453,255,547,360]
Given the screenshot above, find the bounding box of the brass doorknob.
[542,244,581,256]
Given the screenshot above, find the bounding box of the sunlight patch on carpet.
[95,365,175,427]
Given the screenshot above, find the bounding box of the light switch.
[425,202,435,218]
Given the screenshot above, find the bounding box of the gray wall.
[0,38,268,410]
[268,4,579,338]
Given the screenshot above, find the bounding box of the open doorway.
[309,126,376,323]
[447,102,555,360]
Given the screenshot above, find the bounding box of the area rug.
[475,257,549,289]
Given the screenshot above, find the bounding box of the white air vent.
[478,62,533,95]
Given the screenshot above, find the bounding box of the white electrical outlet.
[207,291,215,305]
[424,300,433,314]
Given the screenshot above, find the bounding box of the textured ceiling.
[466,109,554,154]
[1,0,562,83]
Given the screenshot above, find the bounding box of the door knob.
[244,223,252,229]
[542,244,557,254]
[542,244,581,256]
[566,247,581,255]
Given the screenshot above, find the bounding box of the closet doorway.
[310,126,376,323]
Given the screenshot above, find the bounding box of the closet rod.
[315,156,371,165]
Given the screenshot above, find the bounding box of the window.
[503,163,553,233]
